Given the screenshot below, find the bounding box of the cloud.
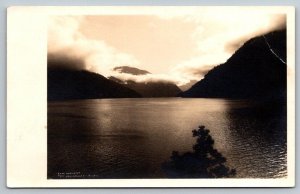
[224,14,286,53]
[48,16,141,77]
[47,53,84,70]
[188,12,286,55]
[169,54,231,85]
[168,12,286,84]
[111,71,182,85]
[48,11,286,86]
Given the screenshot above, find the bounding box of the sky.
[48,7,286,86]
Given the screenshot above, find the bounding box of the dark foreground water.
[48,98,287,179]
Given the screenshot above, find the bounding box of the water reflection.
[222,101,287,178]
[162,126,236,178]
[48,98,287,178]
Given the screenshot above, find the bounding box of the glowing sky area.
[48,8,286,85]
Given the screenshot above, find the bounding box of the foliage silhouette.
[162,125,236,178]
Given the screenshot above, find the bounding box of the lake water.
[48,98,287,178]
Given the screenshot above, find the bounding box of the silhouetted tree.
[162,125,236,178]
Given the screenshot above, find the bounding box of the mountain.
[48,68,141,101]
[108,75,123,84]
[113,66,150,75]
[178,80,198,92]
[125,80,182,97]
[109,76,182,97]
[180,30,287,101]
[111,66,182,97]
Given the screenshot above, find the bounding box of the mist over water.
[48,98,286,178]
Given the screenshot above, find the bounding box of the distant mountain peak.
[113,66,151,75]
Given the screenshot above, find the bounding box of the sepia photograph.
[7,6,295,187]
[47,8,290,179]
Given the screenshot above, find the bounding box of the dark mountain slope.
[48,68,141,101]
[180,30,287,101]
[178,80,198,92]
[124,80,182,98]
[108,76,182,97]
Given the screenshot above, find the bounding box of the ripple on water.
[48,98,287,178]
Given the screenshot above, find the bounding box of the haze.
[48,7,286,85]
